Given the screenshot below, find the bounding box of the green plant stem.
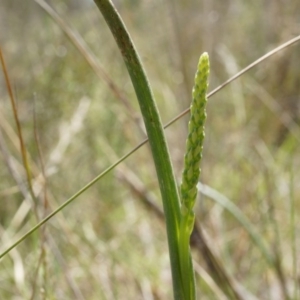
[93,0,183,298]
[178,52,210,299]
[179,211,196,299]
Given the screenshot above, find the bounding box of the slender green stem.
[179,53,210,300]
[93,1,183,298]
[289,165,297,299]
[179,211,196,299]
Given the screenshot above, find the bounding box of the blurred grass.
[0,0,299,299]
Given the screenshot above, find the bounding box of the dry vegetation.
[0,0,299,299]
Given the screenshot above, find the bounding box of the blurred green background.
[0,0,299,299]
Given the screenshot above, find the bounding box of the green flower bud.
[180,52,210,212]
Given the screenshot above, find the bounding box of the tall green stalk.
[179,53,210,299]
[93,0,184,298]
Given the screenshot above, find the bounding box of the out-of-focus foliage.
[0,0,299,299]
